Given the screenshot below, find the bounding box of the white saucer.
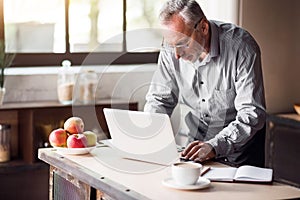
[162,177,211,190]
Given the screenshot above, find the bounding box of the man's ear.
[200,19,209,36]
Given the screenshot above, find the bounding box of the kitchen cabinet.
[0,100,137,199]
[266,113,300,188]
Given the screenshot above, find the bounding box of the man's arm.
[183,39,266,162]
[144,51,179,116]
[206,42,266,158]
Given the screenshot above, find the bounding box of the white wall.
[197,0,239,24]
[240,0,300,113]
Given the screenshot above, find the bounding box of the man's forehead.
[161,15,191,44]
[162,30,188,44]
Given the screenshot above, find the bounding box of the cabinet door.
[266,121,300,187]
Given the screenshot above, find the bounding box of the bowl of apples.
[48,116,97,155]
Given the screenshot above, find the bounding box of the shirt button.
[200,81,204,84]
[202,99,205,102]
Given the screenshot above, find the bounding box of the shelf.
[0,99,135,110]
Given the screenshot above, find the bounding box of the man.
[144,0,266,167]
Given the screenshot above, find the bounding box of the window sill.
[5,63,157,75]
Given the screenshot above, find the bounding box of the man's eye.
[175,39,189,46]
[176,41,186,46]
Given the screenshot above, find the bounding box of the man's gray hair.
[159,0,205,27]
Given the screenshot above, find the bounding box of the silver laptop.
[102,108,179,166]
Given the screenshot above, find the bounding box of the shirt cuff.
[206,136,229,158]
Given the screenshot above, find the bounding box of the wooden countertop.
[38,146,300,200]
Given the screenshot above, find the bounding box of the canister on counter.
[0,124,11,162]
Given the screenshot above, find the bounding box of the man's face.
[162,15,205,63]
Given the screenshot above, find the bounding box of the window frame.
[0,0,159,67]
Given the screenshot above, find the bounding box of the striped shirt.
[144,20,266,163]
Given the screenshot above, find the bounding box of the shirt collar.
[194,21,219,68]
[208,20,220,58]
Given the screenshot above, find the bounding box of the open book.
[202,165,273,182]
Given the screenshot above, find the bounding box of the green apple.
[83,131,97,147]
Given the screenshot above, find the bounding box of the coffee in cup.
[172,162,202,185]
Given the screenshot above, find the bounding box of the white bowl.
[54,146,96,155]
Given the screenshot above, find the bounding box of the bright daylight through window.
[1,0,238,66]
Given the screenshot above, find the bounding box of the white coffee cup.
[171,162,202,185]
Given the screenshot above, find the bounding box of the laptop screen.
[103,108,179,165]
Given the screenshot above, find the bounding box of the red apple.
[49,128,68,147]
[64,117,84,134]
[67,134,88,148]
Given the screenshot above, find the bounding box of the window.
[1,0,164,66]
[1,0,238,67]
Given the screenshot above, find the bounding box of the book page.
[202,167,237,181]
[234,165,273,182]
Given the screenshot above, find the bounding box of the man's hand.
[181,141,216,162]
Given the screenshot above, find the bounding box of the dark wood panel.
[19,109,35,163]
[0,163,49,200]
